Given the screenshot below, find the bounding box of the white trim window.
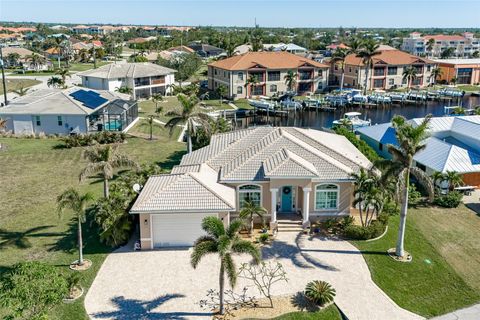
[315,184,339,210]
[238,184,262,208]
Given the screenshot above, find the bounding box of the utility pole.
[0,45,8,106]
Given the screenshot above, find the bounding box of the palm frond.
[410,167,434,201]
[201,216,226,238]
[191,238,217,268]
[223,253,237,288]
[231,239,261,264]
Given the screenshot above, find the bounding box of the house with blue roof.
[357,115,480,187]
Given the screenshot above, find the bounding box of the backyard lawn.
[0,78,41,94]
[0,134,185,319]
[261,305,342,320]
[353,208,480,318]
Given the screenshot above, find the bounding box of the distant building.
[71,25,121,35]
[208,51,329,99]
[357,115,480,187]
[402,32,480,58]
[77,62,176,99]
[0,87,137,135]
[329,48,436,90]
[234,43,307,55]
[188,43,225,58]
[432,58,480,85]
[1,47,50,71]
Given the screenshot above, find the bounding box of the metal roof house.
[0,87,138,135]
[357,115,480,187]
[130,127,372,249]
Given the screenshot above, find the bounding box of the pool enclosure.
[87,99,138,132]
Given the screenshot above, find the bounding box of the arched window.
[238,184,262,208]
[315,184,339,210]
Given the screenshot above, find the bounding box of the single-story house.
[188,43,225,58]
[77,62,176,99]
[130,127,372,249]
[357,115,480,187]
[1,47,50,71]
[0,87,138,135]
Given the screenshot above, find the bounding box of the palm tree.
[450,77,457,86]
[11,83,30,96]
[6,52,20,67]
[284,70,298,93]
[239,201,267,235]
[402,66,418,89]
[53,37,65,68]
[25,53,46,72]
[444,171,463,191]
[191,216,261,315]
[115,86,133,96]
[431,171,446,189]
[356,39,380,94]
[426,38,435,58]
[55,68,71,88]
[146,115,158,140]
[0,118,7,131]
[244,75,260,98]
[377,115,434,258]
[331,48,347,91]
[165,94,212,153]
[57,188,94,266]
[429,67,442,86]
[47,76,63,88]
[79,145,139,198]
[216,84,227,105]
[152,94,164,116]
[78,49,89,63]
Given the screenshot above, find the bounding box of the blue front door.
[281,186,293,212]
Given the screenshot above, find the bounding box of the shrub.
[258,233,269,244]
[304,280,336,306]
[323,218,339,232]
[61,132,126,148]
[339,216,354,230]
[408,184,422,206]
[344,219,386,240]
[383,201,399,215]
[434,191,463,208]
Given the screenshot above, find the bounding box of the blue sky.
[1,0,479,28]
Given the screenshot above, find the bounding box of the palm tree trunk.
[219,263,225,315]
[396,170,410,257]
[363,63,370,95]
[78,219,84,265]
[250,217,254,235]
[150,121,153,140]
[104,178,109,198]
[58,55,61,69]
[340,66,345,92]
[187,134,192,154]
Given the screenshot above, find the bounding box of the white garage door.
[152,213,216,248]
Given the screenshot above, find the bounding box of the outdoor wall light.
[144,219,148,225]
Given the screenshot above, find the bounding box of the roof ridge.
[441,144,455,172]
[187,171,234,209]
[283,149,318,175]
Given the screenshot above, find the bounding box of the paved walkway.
[85,232,422,320]
[432,304,480,320]
[463,189,480,214]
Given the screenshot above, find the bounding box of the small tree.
[238,261,288,307]
[239,201,267,235]
[444,171,463,191]
[0,261,68,320]
[216,84,227,105]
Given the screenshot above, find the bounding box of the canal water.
[266,95,480,129]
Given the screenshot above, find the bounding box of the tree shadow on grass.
[92,294,211,320]
[0,225,62,250]
[156,150,187,171]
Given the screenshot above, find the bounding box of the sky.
[1,0,480,28]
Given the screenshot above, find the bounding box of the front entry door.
[281,186,293,212]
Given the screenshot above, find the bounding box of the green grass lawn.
[254,305,341,320]
[0,78,41,94]
[353,212,480,318]
[457,85,480,92]
[0,134,185,319]
[233,98,254,110]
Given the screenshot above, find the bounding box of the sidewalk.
[431,304,480,320]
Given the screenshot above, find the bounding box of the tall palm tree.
[402,66,418,89]
[345,38,363,88]
[78,48,89,63]
[331,48,347,91]
[55,68,71,88]
[244,74,260,98]
[239,201,267,235]
[191,217,261,315]
[426,38,435,58]
[444,171,463,191]
[356,40,380,94]
[53,37,65,68]
[79,145,140,198]
[25,53,46,72]
[284,70,298,93]
[377,115,434,258]
[429,67,442,86]
[152,94,164,116]
[57,188,94,266]
[6,52,20,67]
[165,94,212,153]
[47,76,63,88]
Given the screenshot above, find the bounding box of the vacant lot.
[0,134,185,319]
[0,78,41,94]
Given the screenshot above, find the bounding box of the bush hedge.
[333,127,380,162]
[60,131,126,148]
[343,214,389,240]
[434,191,463,208]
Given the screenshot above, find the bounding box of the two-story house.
[330,48,436,90]
[208,52,330,99]
[77,62,176,99]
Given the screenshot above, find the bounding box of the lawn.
[0,78,41,94]
[0,134,185,319]
[233,98,254,110]
[251,305,341,320]
[353,211,480,318]
[457,84,480,92]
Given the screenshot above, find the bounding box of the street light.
[0,44,8,106]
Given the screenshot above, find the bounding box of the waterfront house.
[77,62,176,99]
[357,115,480,187]
[0,87,137,135]
[130,126,372,249]
[402,32,480,58]
[329,48,437,90]
[208,51,330,99]
[432,58,480,85]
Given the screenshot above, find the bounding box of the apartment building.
[77,62,176,99]
[208,52,329,99]
[330,48,437,90]
[402,32,480,58]
[433,58,480,85]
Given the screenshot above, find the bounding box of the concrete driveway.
[85,232,423,320]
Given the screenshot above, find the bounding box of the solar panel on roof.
[70,90,108,109]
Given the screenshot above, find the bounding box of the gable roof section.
[209,51,329,70]
[77,62,176,79]
[344,49,435,66]
[264,149,318,178]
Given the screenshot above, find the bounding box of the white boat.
[438,88,465,97]
[248,99,275,111]
[350,90,368,103]
[280,99,302,110]
[332,112,371,129]
[368,94,392,104]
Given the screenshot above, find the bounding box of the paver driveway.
[85,232,423,320]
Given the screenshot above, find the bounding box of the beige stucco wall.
[139,213,151,249]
